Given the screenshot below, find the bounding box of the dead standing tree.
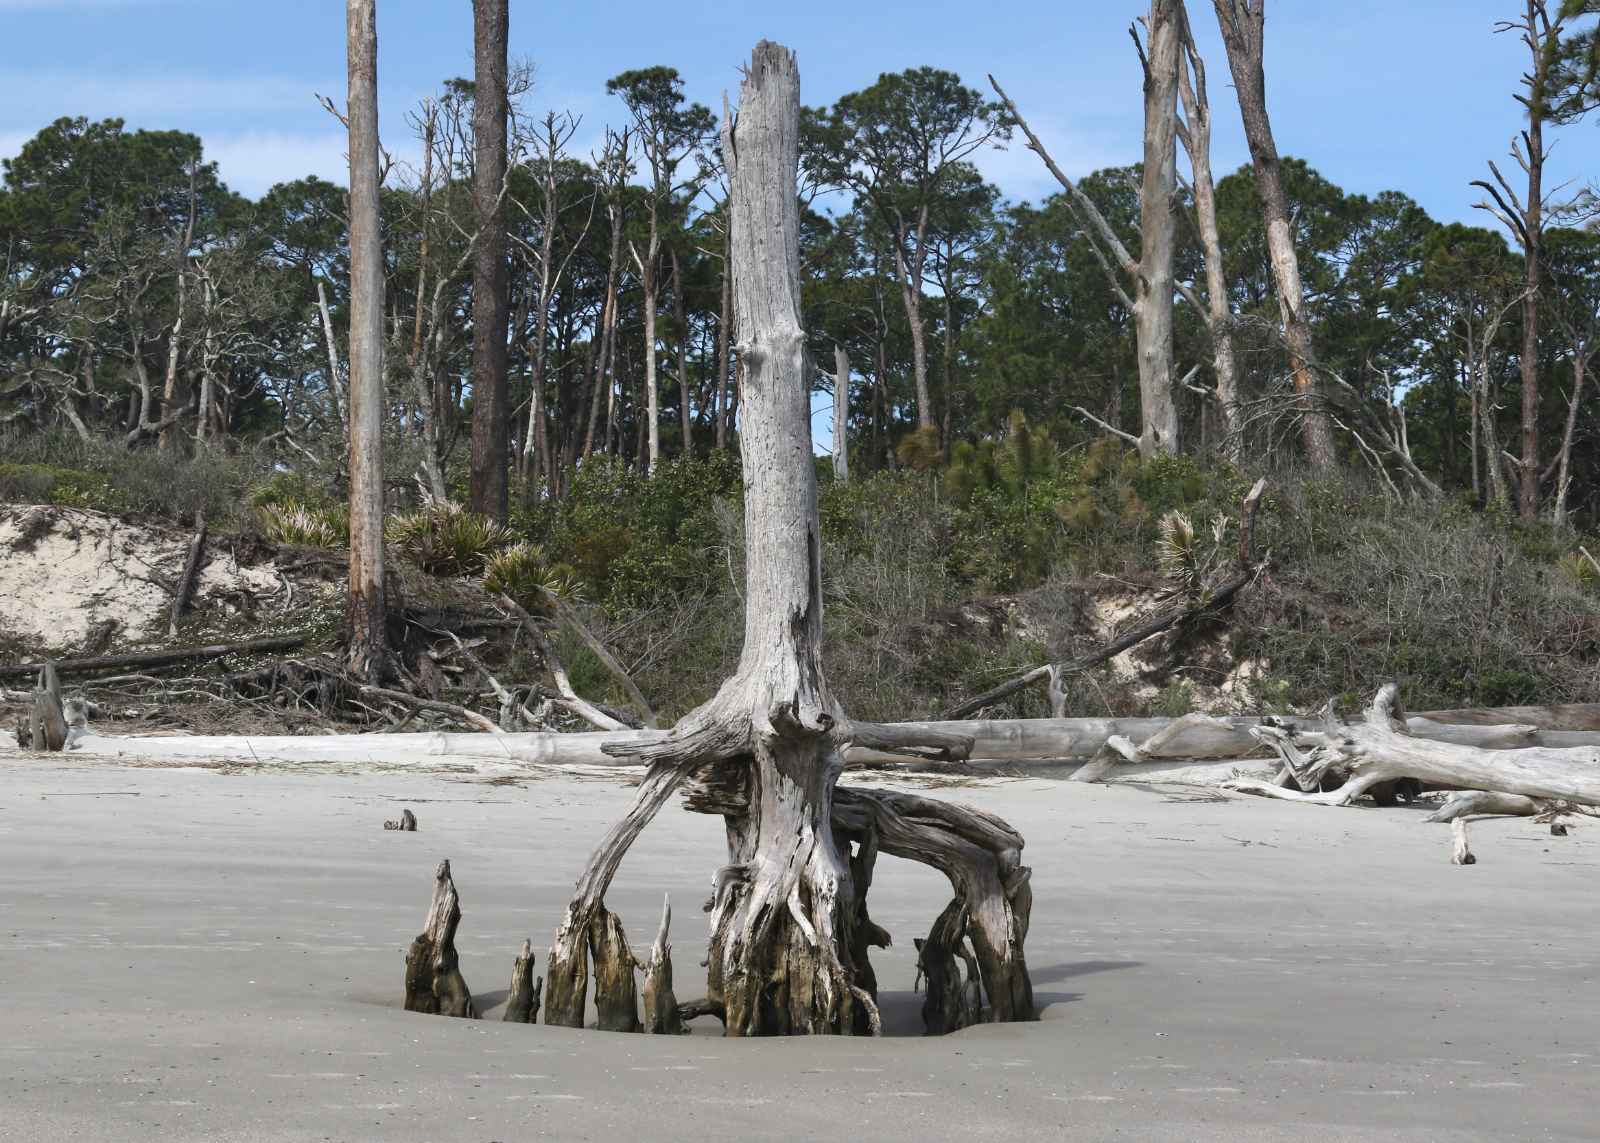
[1173,1,1243,456]
[1212,0,1337,469]
[345,0,389,683]
[468,0,511,521]
[539,42,1034,1038]
[991,24,1204,460]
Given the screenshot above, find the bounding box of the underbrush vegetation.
[6,424,1598,723]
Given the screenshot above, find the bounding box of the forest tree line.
[3,1,1600,525]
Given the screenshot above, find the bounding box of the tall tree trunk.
[890,217,934,436]
[1176,4,1242,458]
[585,209,623,460]
[468,0,510,519]
[640,220,662,472]
[672,247,693,458]
[1517,6,1548,521]
[1212,0,1335,469]
[196,275,217,448]
[832,342,850,482]
[1136,0,1182,457]
[345,0,389,682]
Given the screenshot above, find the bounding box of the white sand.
[3,757,1598,1142]
[0,505,278,652]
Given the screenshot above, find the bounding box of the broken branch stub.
[403,859,478,1018]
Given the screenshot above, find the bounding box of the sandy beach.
[3,755,1598,1142]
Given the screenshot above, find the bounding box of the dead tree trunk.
[1134,0,1182,456]
[1175,4,1242,457]
[345,0,389,683]
[540,42,1034,1039]
[404,859,478,1018]
[1212,0,1336,468]
[468,0,510,520]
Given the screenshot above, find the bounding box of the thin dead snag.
[404,860,478,1018]
[540,42,1034,1039]
[503,938,542,1023]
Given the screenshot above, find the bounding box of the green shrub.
[0,463,120,510]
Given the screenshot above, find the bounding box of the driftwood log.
[403,860,478,1018]
[1229,685,1600,809]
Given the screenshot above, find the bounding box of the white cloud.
[202,132,352,198]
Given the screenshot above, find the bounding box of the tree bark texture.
[468,0,510,520]
[344,0,389,683]
[1136,0,1182,457]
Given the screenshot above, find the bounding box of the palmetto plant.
[385,501,513,575]
[258,501,348,548]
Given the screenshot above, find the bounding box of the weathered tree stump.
[30,663,67,752]
[502,939,542,1023]
[538,42,1035,1039]
[403,859,478,1018]
[384,809,418,831]
[589,905,641,1033]
[641,896,683,1035]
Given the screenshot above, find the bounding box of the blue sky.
[2,0,1594,226]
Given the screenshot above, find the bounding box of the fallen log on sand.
[46,704,1600,773]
